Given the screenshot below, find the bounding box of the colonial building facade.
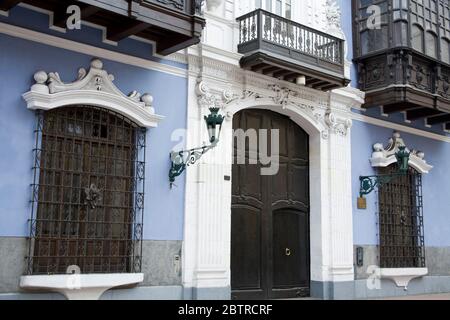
[0,0,449,300]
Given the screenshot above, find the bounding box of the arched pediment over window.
[22,58,164,128]
[370,131,433,174]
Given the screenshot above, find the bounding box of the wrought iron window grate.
[378,165,425,269]
[27,106,146,275]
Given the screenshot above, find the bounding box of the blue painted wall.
[339,0,358,86]
[0,10,187,241]
[352,120,450,247]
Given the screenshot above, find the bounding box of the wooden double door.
[231,109,310,300]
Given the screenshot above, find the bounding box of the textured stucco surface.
[141,240,182,286]
[0,237,27,293]
[0,237,182,293]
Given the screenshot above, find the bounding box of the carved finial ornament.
[370,131,433,174]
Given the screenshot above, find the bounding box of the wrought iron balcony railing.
[237,9,348,90]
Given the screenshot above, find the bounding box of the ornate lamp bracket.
[169,141,217,187]
[169,107,224,188]
[358,146,410,209]
[359,172,405,198]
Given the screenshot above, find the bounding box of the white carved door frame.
[181,64,364,299]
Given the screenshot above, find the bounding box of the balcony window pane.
[426,31,437,57]
[256,0,262,9]
[361,26,388,55]
[276,0,282,15]
[286,0,291,19]
[441,39,450,63]
[393,0,409,10]
[266,0,272,11]
[394,21,408,46]
[412,25,424,52]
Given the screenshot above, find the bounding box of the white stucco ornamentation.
[196,80,233,110]
[325,111,353,137]
[195,75,356,140]
[23,58,164,128]
[206,0,223,11]
[326,0,342,30]
[269,85,299,108]
[370,131,433,174]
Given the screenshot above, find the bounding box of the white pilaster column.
[326,126,355,282]
[193,127,233,292]
[182,77,233,299]
[309,133,331,283]
[320,88,363,285]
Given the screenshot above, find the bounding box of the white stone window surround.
[370,131,433,175]
[20,58,162,299]
[23,58,164,128]
[370,131,433,289]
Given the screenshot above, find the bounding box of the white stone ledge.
[380,268,428,289]
[20,273,144,300]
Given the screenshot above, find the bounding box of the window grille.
[27,106,146,275]
[378,165,426,268]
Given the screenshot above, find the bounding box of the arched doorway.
[231,109,310,300]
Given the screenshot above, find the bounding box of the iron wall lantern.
[358,146,411,209]
[205,107,224,143]
[396,145,410,173]
[169,107,224,188]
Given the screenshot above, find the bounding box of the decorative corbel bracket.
[325,111,353,137]
[196,80,235,110]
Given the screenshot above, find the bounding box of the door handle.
[285,248,292,256]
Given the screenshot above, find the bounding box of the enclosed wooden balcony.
[352,0,450,129]
[356,50,450,130]
[236,9,349,91]
[0,0,205,56]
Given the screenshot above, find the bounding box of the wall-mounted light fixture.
[169,107,224,188]
[357,146,410,209]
